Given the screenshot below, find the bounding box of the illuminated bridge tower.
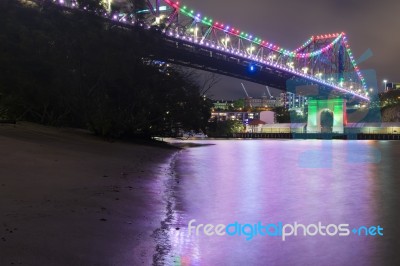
[290,34,366,133]
[307,98,347,133]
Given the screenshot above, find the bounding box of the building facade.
[212,100,234,110]
[279,92,308,111]
[210,111,260,125]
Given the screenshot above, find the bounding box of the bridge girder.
[54,0,370,102]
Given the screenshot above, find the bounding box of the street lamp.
[286,62,294,70]
[268,54,276,63]
[189,27,199,39]
[247,46,255,55]
[155,15,165,24]
[221,37,230,48]
[383,79,388,91]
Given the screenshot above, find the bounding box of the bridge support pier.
[307,98,347,133]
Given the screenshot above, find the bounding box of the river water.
[159,139,400,266]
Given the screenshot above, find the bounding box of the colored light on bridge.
[160,0,368,95]
[248,64,256,72]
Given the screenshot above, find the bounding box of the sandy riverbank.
[0,122,179,265]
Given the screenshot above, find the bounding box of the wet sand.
[0,122,178,265]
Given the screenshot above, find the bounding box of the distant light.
[248,64,256,72]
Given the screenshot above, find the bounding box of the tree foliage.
[207,119,244,137]
[0,1,212,138]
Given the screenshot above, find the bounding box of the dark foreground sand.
[0,123,178,265]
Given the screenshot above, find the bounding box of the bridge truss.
[52,0,370,102]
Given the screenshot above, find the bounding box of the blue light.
[248,64,256,73]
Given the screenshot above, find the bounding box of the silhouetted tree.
[0,1,212,138]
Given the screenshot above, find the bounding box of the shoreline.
[151,152,180,265]
[0,122,179,265]
[227,132,400,140]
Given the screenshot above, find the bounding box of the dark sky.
[179,0,400,99]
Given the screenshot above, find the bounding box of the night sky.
[179,0,400,99]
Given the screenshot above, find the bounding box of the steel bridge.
[53,0,370,103]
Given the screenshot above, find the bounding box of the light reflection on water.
[163,140,400,266]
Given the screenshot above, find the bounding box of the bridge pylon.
[307,98,347,133]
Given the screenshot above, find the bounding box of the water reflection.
[163,140,399,265]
